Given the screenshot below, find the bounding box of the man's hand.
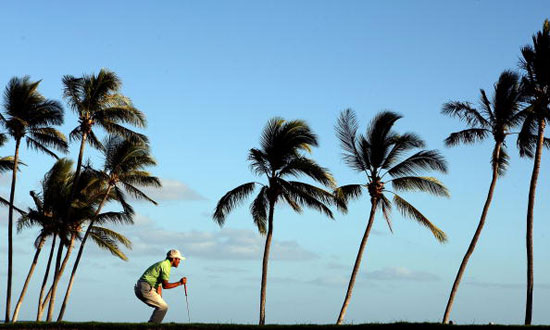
[157,285,162,297]
[180,277,187,285]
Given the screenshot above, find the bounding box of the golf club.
[183,282,191,323]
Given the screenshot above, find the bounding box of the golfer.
[134,249,187,323]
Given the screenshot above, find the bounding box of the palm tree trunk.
[47,233,76,322]
[12,237,46,322]
[336,198,378,325]
[72,133,88,198]
[5,138,21,323]
[525,119,545,325]
[37,235,56,321]
[259,199,275,326]
[38,285,53,321]
[57,186,112,321]
[442,143,501,324]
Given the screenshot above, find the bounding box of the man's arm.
[161,277,187,290]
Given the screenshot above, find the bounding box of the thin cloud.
[465,278,550,290]
[366,267,440,282]
[124,215,318,261]
[203,266,248,273]
[139,178,206,202]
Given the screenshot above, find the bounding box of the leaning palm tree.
[62,69,147,191]
[56,136,160,321]
[12,159,73,322]
[1,76,68,322]
[214,118,338,325]
[20,159,134,322]
[441,71,524,324]
[334,109,449,325]
[517,19,550,325]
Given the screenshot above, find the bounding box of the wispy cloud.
[465,278,550,290]
[203,266,248,273]
[365,267,440,282]
[124,215,318,261]
[138,178,206,202]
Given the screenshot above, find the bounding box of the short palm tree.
[517,19,550,325]
[1,76,67,322]
[26,159,134,322]
[334,109,448,325]
[12,159,73,322]
[62,69,147,190]
[56,136,160,321]
[213,118,338,325]
[441,71,524,323]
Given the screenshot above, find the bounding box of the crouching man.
[134,249,187,323]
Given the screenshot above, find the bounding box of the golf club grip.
[184,282,188,296]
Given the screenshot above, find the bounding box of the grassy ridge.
[0,323,549,330]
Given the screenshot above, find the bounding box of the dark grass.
[1,323,550,330]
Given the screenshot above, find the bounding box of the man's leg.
[135,281,169,323]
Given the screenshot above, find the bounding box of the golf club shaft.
[184,283,190,322]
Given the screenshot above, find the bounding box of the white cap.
[167,249,185,260]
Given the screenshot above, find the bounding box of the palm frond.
[386,150,448,177]
[392,194,447,242]
[441,101,490,128]
[378,194,393,233]
[389,176,450,197]
[90,226,132,249]
[95,211,134,226]
[333,184,363,210]
[121,182,158,205]
[0,195,26,215]
[278,157,336,188]
[444,128,490,146]
[113,186,134,216]
[335,109,367,172]
[277,179,334,219]
[248,148,270,176]
[250,186,268,235]
[0,156,16,173]
[25,136,60,159]
[100,121,149,144]
[86,129,105,151]
[213,182,257,225]
[382,133,425,169]
[367,111,402,168]
[96,105,146,128]
[517,110,540,158]
[492,145,509,176]
[88,227,129,261]
[29,127,68,152]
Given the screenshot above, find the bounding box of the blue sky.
[1,0,550,325]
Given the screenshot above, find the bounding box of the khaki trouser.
[134,280,168,323]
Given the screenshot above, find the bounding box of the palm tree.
[213,118,338,325]
[62,69,147,191]
[56,136,160,321]
[517,19,550,325]
[1,76,68,322]
[334,109,448,325]
[12,159,72,322]
[440,71,524,323]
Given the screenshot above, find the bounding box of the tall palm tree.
[517,19,550,325]
[441,71,524,323]
[1,76,68,322]
[62,69,147,191]
[213,118,338,325]
[56,136,159,321]
[334,109,448,325]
